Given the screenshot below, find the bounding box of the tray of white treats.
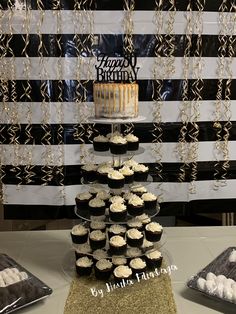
[0,253,52,314]
[187,247,236,305]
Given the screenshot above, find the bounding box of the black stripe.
[2,34,229,58]
[4,198,236,220]
[3,161,236,185]
[1,122,236,145]
[0,0,228,12]
[1,79,236,102]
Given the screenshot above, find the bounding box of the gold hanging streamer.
[123,0,135,135]
[213,0,234,189]
[152,0,176,198]
[188,0,205,193]
[177,0,193,183]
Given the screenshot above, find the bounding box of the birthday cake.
[93,82,139,119]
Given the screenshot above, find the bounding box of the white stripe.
[1,100,236,124]
[3,179,236,205]
[0,11,235,35]
[1,141,236,165]
[2,57,236,80]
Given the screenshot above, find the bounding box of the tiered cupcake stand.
[71,117,166,281]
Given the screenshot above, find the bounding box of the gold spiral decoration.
[177,0,193,183]
[213,0,234,189]
[188,0,205,193]
[123,0,135,135]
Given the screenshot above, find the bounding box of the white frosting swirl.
[128,195,144,206]
[76,257,93,267]
[113,265,132,278]
[94,135,108,142]
[110,135,127,144]
[81,164,97,171]
[96,190,111,200]
[127,219,142,229]
[108,170,124,180]
[106,131,121,139]
[112,256,127,266]
[71,225,88,236]
[130,258,146,269]
[146,250,162,259]
[110,203,126,213]
[125,134,139,142]
[136,214,151,224]
[123,159,138,167]
[96,259,112,270]
[89,230,106,241]
[123,192,135,200]
[141,193,157,201]
[130,184,147,193]
[110,235,126,247]
[126,248,142,257]
[109,196,125,203]
[133,164,149,172]
[93,249,108,260]
[119,166,134,176]
[97,165,113,174]
[109,224,126,234]
[145,222,163,233]
[141,239,153,249]
[89,198,105,208]
[126,228,143,239]
[76,192,92,201]
[76,243,91,254]
[90,221,106,230]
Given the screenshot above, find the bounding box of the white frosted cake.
[93,83,139,118]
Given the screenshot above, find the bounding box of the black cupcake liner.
[127,141,139,151]
[98,173,109,184]
[94,266,113,280]
[93,141,109,152]
[71,232,88,244]
[109,244,127,256]
[108,177,125,189]
[75,198,90,211]
[124,174,134,184]
[89,238,106,250]
[109,210,127,222]
[145,230,163,242]
[127,204,144,216]
[76,265,93,276]
[82,170,97,183]
[126,236,144,247]
[134,171,149,182]
[110,143,128,155]
[144,199,157,211]
[145,255,163,270]
[89,205,106,216]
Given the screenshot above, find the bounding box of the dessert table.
[1,226,235,314]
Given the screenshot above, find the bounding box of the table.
[1,226,236,314]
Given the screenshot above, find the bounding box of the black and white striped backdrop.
[1,0,236,219]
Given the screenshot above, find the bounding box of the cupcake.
[75,191,93,211]
[141,239,154,251]
[136,213,151,228]
[89,230,106,250]
[127,195,144,216]
[112,256,127,267]
[127,218,143,231]
[123,159,139,168]
[133,164,149,182]
[92,249,108,263]
[109,135,128,155]
[94,259,113,280]
[145,222,163,242]
[145,250,163,269]
[119,166,134,184]
[109,203,127,222]
[126,228,144,247]
[108,195,125,206]
[123,192,136,202]
[108,170,125,189]
[97,164,113,184]
[96,190,111,207]
[129,258,146,277]
[88,198,106,216]
[75,256,93,276]
[130,184,147,197]
[141,193,157,210]
[109,235,127,255]
[107,224,127,239]
[93,135,109,152]
[75,243,92,259]
[81,164,97,182]
[125,134,139,151]
[113,265,132,283]
[89,221,106,233]
[70,225,89,244]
